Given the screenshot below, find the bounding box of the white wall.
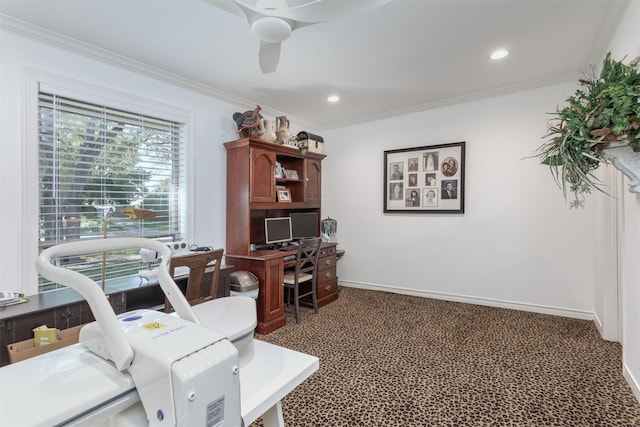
[321,83,597,318]
[605,0,640,402]
[322,0,640,400]
[0,29,242,295]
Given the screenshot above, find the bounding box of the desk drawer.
[319,246,336,258]
[317,254,336,271]
[317,277,337,300]
[317,267,335,285]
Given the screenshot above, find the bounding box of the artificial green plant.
[535,52,640,208]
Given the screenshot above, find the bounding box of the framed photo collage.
[384,142,465,213]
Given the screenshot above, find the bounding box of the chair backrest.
[293,237,323,278]
[164,248,224,312]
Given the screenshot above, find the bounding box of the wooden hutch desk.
[224,138,339,334]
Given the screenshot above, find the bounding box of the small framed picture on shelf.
[275,161,284,178]
[277,188,292,203]
[284,169,299,180]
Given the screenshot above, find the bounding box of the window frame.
[22,70,194,295]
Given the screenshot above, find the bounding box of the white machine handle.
[36,237,200,371]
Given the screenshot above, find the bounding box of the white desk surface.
[0,339,318,426]
[238,340,319,425]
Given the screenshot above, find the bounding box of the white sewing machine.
[0,238,318,426]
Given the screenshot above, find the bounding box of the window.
[38,92,186,292]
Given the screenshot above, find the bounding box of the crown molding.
[0,14,316,129]
[321,72,581,130]
[0,13,593,132]
[0,15,240,103]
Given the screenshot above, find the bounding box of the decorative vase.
[275,116,292,144]
[601,144,640,194]
[258,119,277,143]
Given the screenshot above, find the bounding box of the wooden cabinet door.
[13,311,56,342]
[109,292,126,314]
[305,158,322,203]
[0,320,15,366]
[250,148,276,203]
[225,255,286,334]
[54,302,95,328]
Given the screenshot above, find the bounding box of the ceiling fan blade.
[204,0,270,26]
[259,41,282,74]
[202,0,245,19]
[275,0,392,24]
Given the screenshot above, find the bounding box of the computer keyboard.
[283,255,296,262]
[279,245,298,251]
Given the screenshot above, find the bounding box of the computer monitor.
[290,212,319,240]
[264,217,292,245]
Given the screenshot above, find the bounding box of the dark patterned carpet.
[251,286,640,426]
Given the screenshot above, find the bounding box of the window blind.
[38,92,186,292]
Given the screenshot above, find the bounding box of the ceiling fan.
[205,0,391,74]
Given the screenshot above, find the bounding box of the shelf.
[250,201,320,210]
[224,138,325,161]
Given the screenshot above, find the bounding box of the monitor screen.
[264,217,292,245]
[290,212,319,239]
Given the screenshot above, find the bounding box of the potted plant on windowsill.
[534,52,640,208]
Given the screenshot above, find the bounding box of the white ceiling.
[0,0,630,130]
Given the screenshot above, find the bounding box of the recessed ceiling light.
[327,95,340,103]
[490,49,509,60]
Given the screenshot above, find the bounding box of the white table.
[0,339,318,426]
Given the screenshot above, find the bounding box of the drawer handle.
[324,272,332,279]
[325,285,332,291]
[324,259,331,266]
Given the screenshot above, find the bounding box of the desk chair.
[283,237,323,323]
[165,248,258,354]
[164,248,224,312]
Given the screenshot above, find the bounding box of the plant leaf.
[541,155,563,166]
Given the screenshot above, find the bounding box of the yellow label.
[142,321,165,330]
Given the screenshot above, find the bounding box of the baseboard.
[592,311,621,343]
[623,362,640,404]
[338,280,594,321]
[593,311,605,336]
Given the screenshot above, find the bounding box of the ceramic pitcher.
[258,119,277,143]
[275,116,291,143]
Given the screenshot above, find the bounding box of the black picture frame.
[384,142,465,213]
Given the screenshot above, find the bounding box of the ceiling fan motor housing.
[251,16,292,42]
